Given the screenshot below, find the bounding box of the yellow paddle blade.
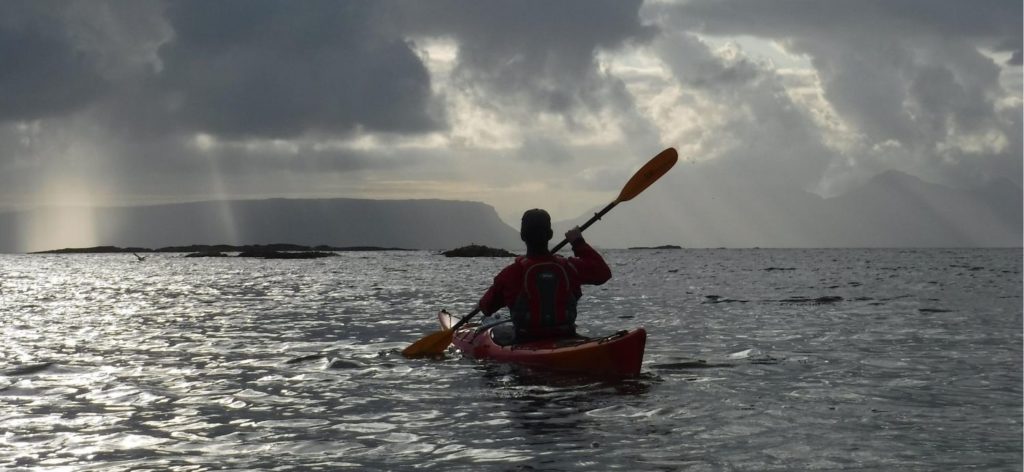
[401,328,455,358]
[616,147,678,203]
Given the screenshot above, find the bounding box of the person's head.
[520,209,553,252]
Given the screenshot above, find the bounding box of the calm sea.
[1,249,1021,471]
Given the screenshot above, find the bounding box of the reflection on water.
[0,249,1021,470]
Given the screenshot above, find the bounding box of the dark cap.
[520,209,552,244]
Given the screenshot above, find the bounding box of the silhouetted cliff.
[0,198,521,253]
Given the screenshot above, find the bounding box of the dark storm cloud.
[0,0,446,140]
[0,2,109,122]
[0,0,654,141]
[155,0,442,139]
[0,0,662,210]
[658,32,761,91]
[397,0,655,115]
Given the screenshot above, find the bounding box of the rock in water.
[327,358,363,369]
[1,362,53,376]
[441,245,515,257]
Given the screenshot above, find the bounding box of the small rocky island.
[441,244,516,257]
[235,249,336,259]
[627,245,683,250]
[33,244,412,259]
[184,251,230,258]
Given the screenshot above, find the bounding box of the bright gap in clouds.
[407,35,660,225]
[411,35,520,151]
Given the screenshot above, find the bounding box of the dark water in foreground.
[1,249,1021,471]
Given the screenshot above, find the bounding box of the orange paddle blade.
[616,147,678,203]
[401,328,455,358]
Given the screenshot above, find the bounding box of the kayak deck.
[438,311,646,378]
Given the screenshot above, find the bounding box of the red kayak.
[438,311,646,378]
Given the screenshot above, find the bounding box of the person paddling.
[478,209,611,342]
[402,148,675,359]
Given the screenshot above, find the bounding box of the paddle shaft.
[550,201,618,254]
[448,307,482,333]
[550,147,678,254]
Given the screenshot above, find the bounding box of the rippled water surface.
[1,249,1021,471]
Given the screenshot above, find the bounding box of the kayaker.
[478,209,611,342]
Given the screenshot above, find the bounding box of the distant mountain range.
[0,198,521,253]
[0,171,1019,253]
[557,170,1021,248]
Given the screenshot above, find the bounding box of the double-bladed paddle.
[401,147,678,358]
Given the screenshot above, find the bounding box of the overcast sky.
[0,0,1020,225]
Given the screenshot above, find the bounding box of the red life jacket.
[510,257,578,339]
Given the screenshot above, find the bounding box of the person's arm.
[564,227,611,285]
[478,267,511,315]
